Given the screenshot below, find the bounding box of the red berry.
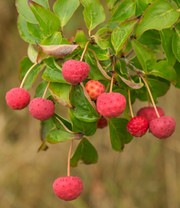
[97,117,108,128]
[62,60,90,85]
[53,176,83,201]
[85,80,105,100]
[137,106,164,121]
[5,87,30,110]
[29,98,55,121]
[96,92,126,118]
[127,116,149,137]
[149,116,176,139]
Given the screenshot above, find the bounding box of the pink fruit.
[85,80,105,100]
[5,87,30,110]
[53,176,83,201]
[62,60,90,85]
[29,97,55,121]
[149,116,176,139]
[96,92,126,118]
[137,106,164,121]
[127,116,149,137]
[97,117,108,128]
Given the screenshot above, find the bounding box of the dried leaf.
[119,75,144,89]
[39,44,79,57]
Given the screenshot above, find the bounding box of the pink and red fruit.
[149,116,176,139]
[127,116,149,137]
[62,60,90,85]
[97,117,108,129]
[96,92,126,118]
[85,80,105,100]
[53,176,83,201]
[5,87,30,110]
[137,106,164,121]
[29,97,55,121]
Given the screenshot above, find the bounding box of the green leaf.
[108,118,133,151]
[53,0,80,29]
[70,85,99,122]
[81,0,106,34]
[160,29,176,65]
[35,81,51,97]
[40,117,56,140]
[19,57,43,89]
[105,0,118,10]
[70,138,98,167]
[42,58,66,83]
[136,0,179,37]
[46,129,82,144]
[93,28,112,50]
[29,1,60,37]
[135,0,149,16]
[110,0,136,22]
[54,114,73,131]
[70,110,97,136]
[41,32,62,45]
[139,30,161,47]
[74,30,88,45]
[111,20,137,54]
[131,39,156,72]
[172,28,180,62]
[17,15,40,44]
[148,61,177,83]
[49,82,71,107]
[174,62,180,88]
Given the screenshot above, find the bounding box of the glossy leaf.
[19,57,42,89]
[111,20,137,54]
[131,39,156,72]
[53,0,80,29]
[172,28,180,62]
[16,0,49,24]
[70,138,98,167]
[70,85,99,122]
[110,0,136,22]
[148,61,177,83]
[46,129,82,144]
[160,29,176,65]
[81,0,106,34]
[49,82,71,107]
[29,1,60,36]
[108,118,133,151]
[136,0,179,37]
[70,110,97,136]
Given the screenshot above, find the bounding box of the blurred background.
[1,1,180,208]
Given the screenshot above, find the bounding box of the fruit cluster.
[5,57,176,200]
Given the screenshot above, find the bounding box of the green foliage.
[15,0,180,168]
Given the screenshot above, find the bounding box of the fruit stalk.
[80,41,89,61]
[67,140,73,176]
[128,89,134,117]
[42,82,50,99]
[139,74,160,118]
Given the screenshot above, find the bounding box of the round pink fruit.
[149,116,176,139]
[53,176,83,201]
[137,106,164,121]
[62,60,90,85]
[85,80,105,100]
[127,116,149,137]
[29,97,55,121]
[96,92,126,118]
[5,87,30,110]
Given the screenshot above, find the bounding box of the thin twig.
[128,89,134,117]
[80,41,89,61]
[67,140,73,176]
[42,82,50,99]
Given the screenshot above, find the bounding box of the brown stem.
[128,89,134,117]
[20,63,37,88]
[139,74,160,118]
[80,41,89,61]
[67,140,73,176]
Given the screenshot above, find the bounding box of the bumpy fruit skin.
[85,80,105,100]
[62,60,90,85]
[96,92,126,118]
[97,117,108,129]
[127,116,149,137]
[5,87,30,110]
[29,98,55,121]
[137,106,164,121]
[149,116,176,139]
[53,176,83,201]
